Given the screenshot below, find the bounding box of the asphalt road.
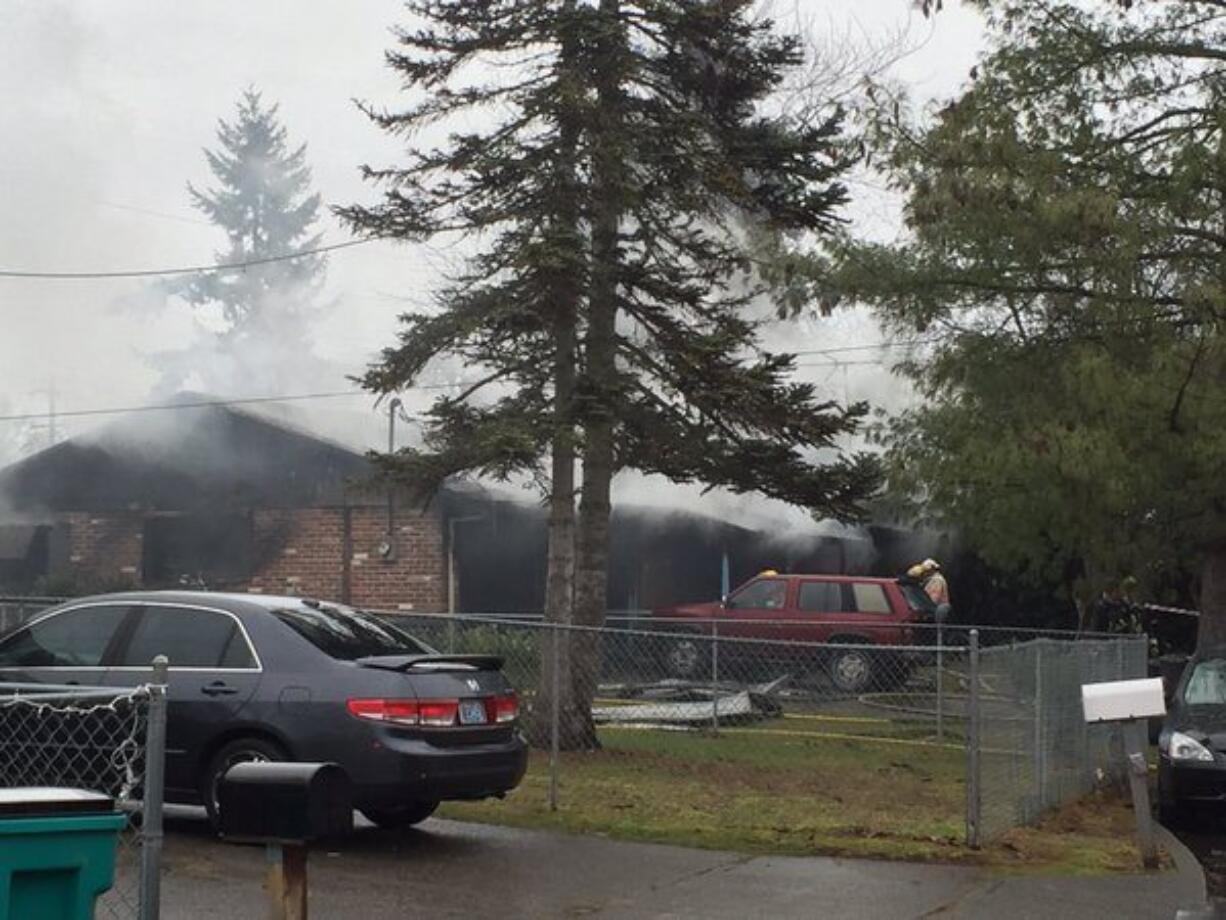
[156,812,976,920]
[152,810,1204,920]
[1176,820,1226,905]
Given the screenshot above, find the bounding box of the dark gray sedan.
[0,591,528,828]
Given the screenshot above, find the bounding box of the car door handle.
[201,682,238,697]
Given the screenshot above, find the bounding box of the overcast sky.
[0,0,983,521]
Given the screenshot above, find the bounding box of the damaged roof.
[0,394,379,513]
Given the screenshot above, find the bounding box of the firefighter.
[919,558,950,606]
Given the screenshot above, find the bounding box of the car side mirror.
[934,603,951,624]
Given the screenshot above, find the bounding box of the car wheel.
[203,737,287,827]
[664,635,707,681]
[361,800,440,829]
[829,646,874,694]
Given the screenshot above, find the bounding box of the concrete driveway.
[156,812,1205,919]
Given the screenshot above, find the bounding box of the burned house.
[0,396,920,613]
[0,399,447,610]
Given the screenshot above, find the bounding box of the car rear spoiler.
[355,654,505,673]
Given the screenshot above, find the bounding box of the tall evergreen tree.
[342,0,880,748]
[155,89,328,397]
[185,88,324,335]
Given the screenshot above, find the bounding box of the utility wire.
[0,237,383,280]
[0,389,454,424]
[0,354,909,424]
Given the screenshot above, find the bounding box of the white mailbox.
[1081,677,1165,724]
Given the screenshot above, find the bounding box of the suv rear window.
[273,604,434,660]
[900,582,936,615]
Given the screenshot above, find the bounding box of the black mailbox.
[218,762,353,844]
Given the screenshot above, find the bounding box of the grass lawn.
[439,723,1158,875]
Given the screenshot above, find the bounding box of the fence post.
[711,620,719,734]
[548,625,560,812]
[935,622,944,742]
[966,630,981,849]
[140,655,169,920]
[1033,641,1045,815]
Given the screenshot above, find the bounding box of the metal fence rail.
[0,671,167,920]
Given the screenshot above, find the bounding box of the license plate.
[459,699,487,725]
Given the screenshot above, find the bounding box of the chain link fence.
[0,675,168,920]
[0,596,1148,856]
[373,612,1148,848]
[0,595,64,634]
[968,635,1149,844]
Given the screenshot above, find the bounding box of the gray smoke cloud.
[0,0,984,537]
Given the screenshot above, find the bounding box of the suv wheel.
[362,800,440,829]
[203,737,287,827]
[829,646,874,694]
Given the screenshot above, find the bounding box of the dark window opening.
[142,514,253,590]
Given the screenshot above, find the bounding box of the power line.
[0,237,384,280]
[0,388,467,425]
[789,339,934,357]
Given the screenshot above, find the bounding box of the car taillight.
[348,696,513,727]
[346,698,420,726]
[493,692,519,723]
[417,700,460,727]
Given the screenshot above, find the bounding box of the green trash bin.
[0,788,127,920]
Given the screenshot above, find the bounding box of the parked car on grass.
[1158,646,1226,825]
[651,573,939,692]
[0,591,527,829]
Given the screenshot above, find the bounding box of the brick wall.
[246,506,447,611]
[247,508,346,601]
[347,507,446,611]
[64,511,143,584]
[52,506,447,610]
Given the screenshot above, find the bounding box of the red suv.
[652,573,937,692]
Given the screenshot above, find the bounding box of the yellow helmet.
[759,568,778,577]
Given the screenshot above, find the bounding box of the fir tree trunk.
[526,0,583,749]
[565,0,624,752]
[1199,542,1226,650]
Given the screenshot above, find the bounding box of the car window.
[851,584,892,614]
[0,605,130,668]
[797,582,840,612]
[727,579,787,610]
[273,603,434,660]
[1184,659,1226,706]
[118,606,257,670]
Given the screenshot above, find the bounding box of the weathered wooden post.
[1081,677,1165,869]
